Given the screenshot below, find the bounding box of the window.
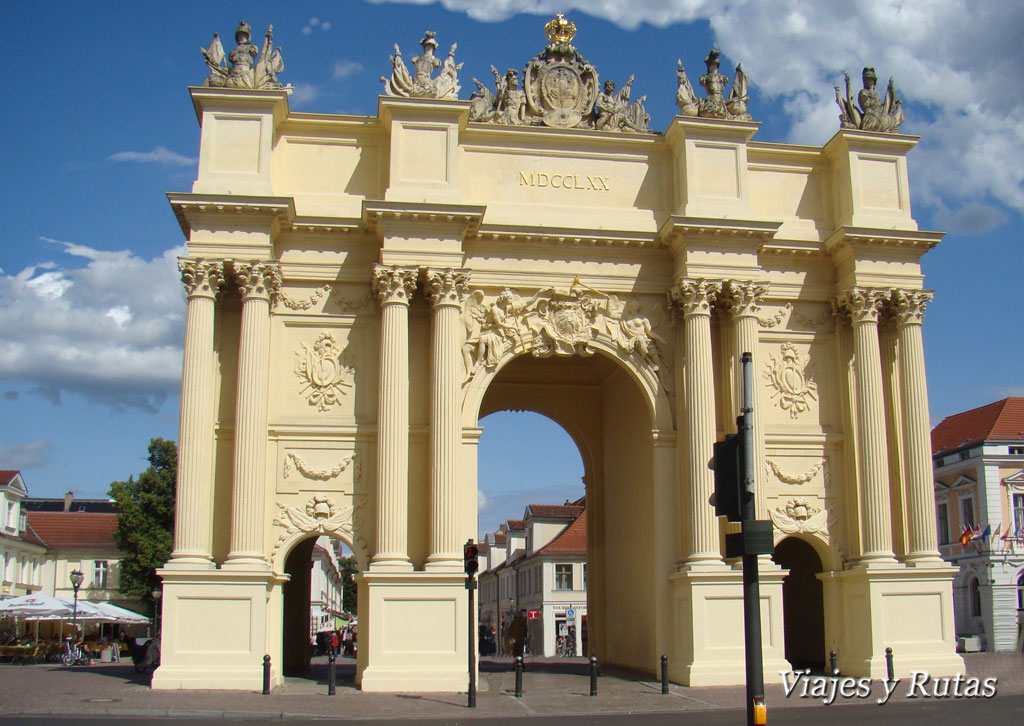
[1009,446,1024,455]
[555,564,573,591]
[969,577,982,618]
[937,503,950,545]
[582,563,588,590]
[961,497,976,531]
[1018,573,1024,611]
[94,560,109,590]
[1014,494,1024,535]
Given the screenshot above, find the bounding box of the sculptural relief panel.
[275,444,361,495]
[271,322,368,421]
[759,338,836,429]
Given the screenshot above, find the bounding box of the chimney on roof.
[63,491,74,512]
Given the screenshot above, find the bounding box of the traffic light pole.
[465,539,478,709]
[739,352,766,726]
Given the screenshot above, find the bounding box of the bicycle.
[61,637,88,667]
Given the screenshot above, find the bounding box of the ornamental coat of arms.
[524,15,599,128]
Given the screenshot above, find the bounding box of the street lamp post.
[69,569,84,638]
[151,587,162,640]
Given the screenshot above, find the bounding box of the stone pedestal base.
[669,561,789,686]
[356,571,470,692]
[151,568,282,691]
[821,563,964,679]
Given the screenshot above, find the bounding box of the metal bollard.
[589,656,598,696]
[262,654,271,695]
[885,647,894,682]
[830,650,839,678]
[328,652,336,696]
[660,654,669,694]
[514,655,523,698]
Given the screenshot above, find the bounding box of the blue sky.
[1,1,1021,540]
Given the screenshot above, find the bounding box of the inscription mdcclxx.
[519,171,611,191]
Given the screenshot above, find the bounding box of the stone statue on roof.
[468,14,651,133]
[835,67,904,133]
[201,21,284,90]
[381,31,462,100]
[675,49,751,122]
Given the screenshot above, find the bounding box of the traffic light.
[712,432,744,522]
[464,540,480,576]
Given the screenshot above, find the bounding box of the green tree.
[108,438,176,600]
[338,555,358,614]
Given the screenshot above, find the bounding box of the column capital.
[178,258,224,299]
[670,278,721,318]
[891,288,934,327]
[425,268,470,308]
[234,260,281,303]
[720,280,767,319]
[836,286,887,324]
[373,264,418,306]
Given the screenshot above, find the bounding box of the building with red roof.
[931,398,1024,652]
[478,499,588,657]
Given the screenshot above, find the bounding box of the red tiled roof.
[492,533,507,545]
[21,521,47,548]
[526,504,584,519]
[0,470,21,485]
[25,512,120,550]
[931,398,1024,456]
[537,511,587,556]
[505,519,526,530]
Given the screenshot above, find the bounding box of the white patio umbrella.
[88,601,149,624]
[0,594,73,619]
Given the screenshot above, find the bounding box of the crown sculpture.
[381,31,462,100]
[200,21,285,89]
[675,49,750,121]
[834,67,904,133]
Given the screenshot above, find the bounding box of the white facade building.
[479,501,587,656]
[932,398,1024,652]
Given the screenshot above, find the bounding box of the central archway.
[474,349,670,671]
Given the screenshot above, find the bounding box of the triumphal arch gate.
[155,17,964,691]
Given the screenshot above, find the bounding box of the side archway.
[772,536,826,670]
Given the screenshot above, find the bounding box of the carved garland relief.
[294,332,355,411]
[282,451,357,482]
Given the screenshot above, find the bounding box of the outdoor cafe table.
[0,645,34,660]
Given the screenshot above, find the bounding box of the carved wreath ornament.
[273,496,353,553]
[294,332,355,411]
[763,342,817,417]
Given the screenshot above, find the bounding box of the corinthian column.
[425,268,470,570]
[225,260,281,568]
[169,258,224,567]
[371,265,418,571]
[724,281,768,518]
[839,287,897,565]
[893,289,942,564]
[672,279,722,566]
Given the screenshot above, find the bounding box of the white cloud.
[377,1,1024,225]
[290,83,320,107]
[109,146,196,167]
[333,60,365,79]
[0,440,53,469]
[0,242,187,412]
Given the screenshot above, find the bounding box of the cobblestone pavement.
[0,653,1020,721]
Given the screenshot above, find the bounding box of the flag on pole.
[959,525,974,546]
[973,524,990,542]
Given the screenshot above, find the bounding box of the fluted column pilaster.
[672,279,722,566]
[170,258,224,566]
[724,281,768,518]
[425,268,470,570]
[894,289,942,564]
[839,287,897,565]
[371,265,418,571]
[225,260,280,568]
